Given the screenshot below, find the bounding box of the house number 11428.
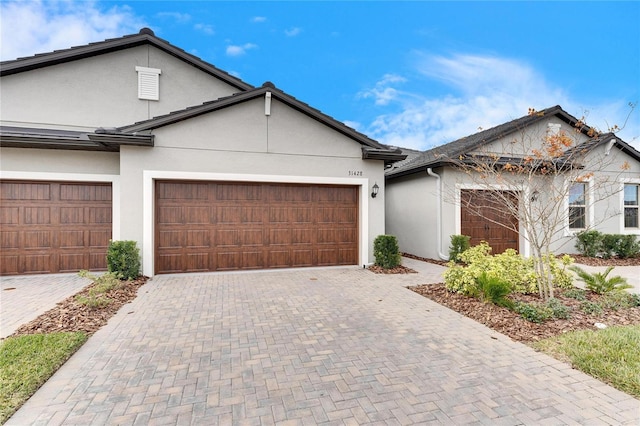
[348,171,363,176]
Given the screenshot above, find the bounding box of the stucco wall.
[117,97,385,274]
[385,172,441,260]
[0,45,240,130]
[0,147,119,175]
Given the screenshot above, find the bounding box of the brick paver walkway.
[1,273,92,339]
[6,261,640,425]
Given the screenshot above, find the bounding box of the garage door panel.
[59,253,86,272]
[1,182,51,200]
[2,255,19,275]
[268,250,290,267]
[186,230,209,248]
[158,230,184,249]
[0,207,19,224]
[88,207,112,223]
[0,181,112,275]
[186,253,209,271]
[24,231,52,249]
[59,230,85,248]
[60,207,84,224]
[155,181,358,273]
[292,249,313,267]
[157,207,182,224]
[24,255,51,274]
[24,207,51,224]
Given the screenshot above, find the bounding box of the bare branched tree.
[441,106,635,300]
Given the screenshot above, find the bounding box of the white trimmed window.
[135,66,161,100]
[569,182,587,230]
[624,183,639,229]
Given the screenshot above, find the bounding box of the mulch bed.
[9,276,148,338]
[411,284,640,343]
[368,265,417,274]
[561,254,640,267]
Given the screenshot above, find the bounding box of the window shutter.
[135,66,161,101]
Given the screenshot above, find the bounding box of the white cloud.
[194,23,214,35]
[360,53,639,150]
[225,43,258,57]
[156,12,191,24]
[0,0,146,61]
[358,74,408,106]
[252,16,267,23]
[285,27,301,37]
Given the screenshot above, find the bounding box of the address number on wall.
[348,171,363,176]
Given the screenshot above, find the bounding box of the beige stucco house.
[0,28,404,276]
[386,106,640,260]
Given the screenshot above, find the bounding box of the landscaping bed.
[411,283,640,343]
[9,275,148,338]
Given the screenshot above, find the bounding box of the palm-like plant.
[569,266,632,294]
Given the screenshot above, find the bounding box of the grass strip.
[532,325,640,398]
[0,332,88,423]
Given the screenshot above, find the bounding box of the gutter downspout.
[427,168,449,261]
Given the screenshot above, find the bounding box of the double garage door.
[0,180,112,275]
[155,181,359,274]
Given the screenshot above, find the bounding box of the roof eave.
[362,147,408,165]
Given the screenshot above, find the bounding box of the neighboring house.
[0,28,404,276]
[385,105,640,260]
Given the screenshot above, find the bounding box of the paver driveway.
[7,260,640,425]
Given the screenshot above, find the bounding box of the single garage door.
[0,180,112,275]
[155,181,359,273]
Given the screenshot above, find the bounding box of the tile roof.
[0,28,253,91]
[386,105,596,178]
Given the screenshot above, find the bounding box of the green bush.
[474,272,514,309]
[514,302,553,323]
[575,231,639,259]
[580,300,604,316]
[630,294,640,307]
[601,234,619,259]
[569,265,632,294]
[546,298,571,319]
[448,235,471,264]
[575,230,603,257]
[444,243,570,296]
[600,292,638,310]
[373,235,401,269]
[564,288,587,301]
[615,235,640,258]
[106,240,141,280]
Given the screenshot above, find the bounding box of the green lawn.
[532,325,640,398]
[0,332,87,423]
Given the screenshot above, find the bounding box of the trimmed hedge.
[106,240,141,280]
[373,235,402,269]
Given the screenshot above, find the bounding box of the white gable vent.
[135,66,161,101]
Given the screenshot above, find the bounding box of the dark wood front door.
[460,189,519,254]
[0,180,112,275]
[155,181,359,274]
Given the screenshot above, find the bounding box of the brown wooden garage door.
[0,180,112,275]
[155,181,359,274]
[461,189,519,254]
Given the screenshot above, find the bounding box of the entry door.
[460,189,519,253]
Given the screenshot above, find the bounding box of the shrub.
[76,270,122,309]
[601,234,619,259]
[474,272,514,309]
[630,294,640,307]
[444,242,562,296]
[600,292,638,311]
[564,288,587,301]
[546,298,571,319]
[575,230,603,257]
[569,265,632,294]
[514,302,553,323]
[373,235,401,269]
[448,235,471,263]
[614,235,640,259]
[580,301,604,316]
[107,240,141,280]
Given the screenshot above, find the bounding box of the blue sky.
[2,1,639,150]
